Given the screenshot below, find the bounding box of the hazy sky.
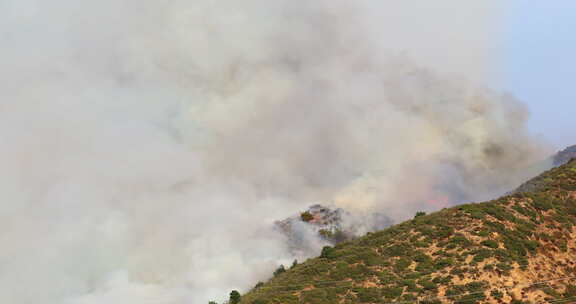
[502,1,576,149]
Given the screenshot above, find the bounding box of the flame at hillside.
[0,1,550,303]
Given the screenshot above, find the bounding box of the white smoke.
[0,1,549,303]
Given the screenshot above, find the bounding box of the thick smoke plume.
[0,1,549,303]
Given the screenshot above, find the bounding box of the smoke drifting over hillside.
[0,1,549,303]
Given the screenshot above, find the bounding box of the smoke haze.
[0,1,549,303]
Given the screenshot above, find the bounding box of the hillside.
[236,159,576,304]
[554,145,576,167]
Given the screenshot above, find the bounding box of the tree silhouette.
[229,290,241,304]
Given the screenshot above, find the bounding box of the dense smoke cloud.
[0,1,549,303]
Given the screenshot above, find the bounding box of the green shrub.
[418,279,437,291]
[291,260,298,269]
[524,240,539,253]
[385,243,414,257]
[301,289,333,304]
[413,252,432,263]
[377,271,397,285]
[229,290,241,304]
[511,204,536,218]
[343,265,372,280]
[357,250,387,266]
[465,281,487,292]
[432,275,452,285]
[472,249,492,263]
[415,211,427,218]
[415,240,431,248]
[415,261,434,273]
[401,279,417,290]
[481,240,499,249]
[355,288,381,303]
[436,225,455,239]
[485,221,506,234]
[484,204,515,222]
[381,287,403,299]
[475,229,490,237]
[321,246,336,259]
[531,194,554,211]
[496,262,513,274]
[450,267,466,276]
[434,258,455,270]
[394,258,412,272]
[459,204,486,219]
[450,235,473,247]
[445,285,466,297]
[503,238,527,256]
[273,265,286,277]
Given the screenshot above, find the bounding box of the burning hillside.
[275,204,393,256]
[238,160,576,304]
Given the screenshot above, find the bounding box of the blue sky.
[502,1,576,149]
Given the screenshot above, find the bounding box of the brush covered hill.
[239,160,576,304]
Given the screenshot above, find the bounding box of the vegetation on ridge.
[231,160,576,304]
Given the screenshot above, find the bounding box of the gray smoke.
[0,1,549,303]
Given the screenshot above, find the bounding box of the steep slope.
[238,160,576,304]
